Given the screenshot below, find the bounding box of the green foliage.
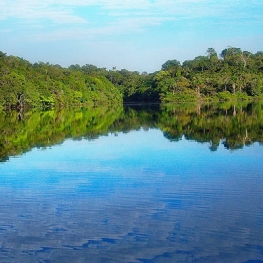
[217,91,234,101]
[161,59,181,72]
[155,46,263,103]
[105,69,159,103]
[0,54,122,109]
[1,46,263,106]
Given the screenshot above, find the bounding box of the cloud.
[0,0,87,24]
[0,0,251,25]
[1,0,262,30]
[1,0,262,71]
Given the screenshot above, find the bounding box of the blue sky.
[0,0,262,72]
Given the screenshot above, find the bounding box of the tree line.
[0,51,122,109]
[155,47,263,102]
[1,47,263,109]
[102,47,263,103]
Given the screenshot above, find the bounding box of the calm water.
[1,103,263,262]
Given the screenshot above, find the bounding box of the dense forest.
[1,47,263,109]
[1,101,263,161]
[0,51,122,109]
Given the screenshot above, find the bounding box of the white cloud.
[1,0,262,29]
[0,0,87,24]
[1,0,262,44]
[0,0,252,24]
[32,15,165,43]
[1,0,262,71]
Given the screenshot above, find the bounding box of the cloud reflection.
[1,129,263,262]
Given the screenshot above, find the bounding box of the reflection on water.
[1,102,263,262]
[1,101,263,162]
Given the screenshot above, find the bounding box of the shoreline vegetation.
[0,46,263,110]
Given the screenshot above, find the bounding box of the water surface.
[1,103,263,262]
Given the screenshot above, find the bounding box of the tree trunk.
[17,94,24,108]
[232,83,236,94]
[233,105,236,116]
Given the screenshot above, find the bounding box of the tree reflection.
[1,101,263,161]
[160,101,263,151]
[0,106,123,161]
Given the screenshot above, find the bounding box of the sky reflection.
[1,128,263,262]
